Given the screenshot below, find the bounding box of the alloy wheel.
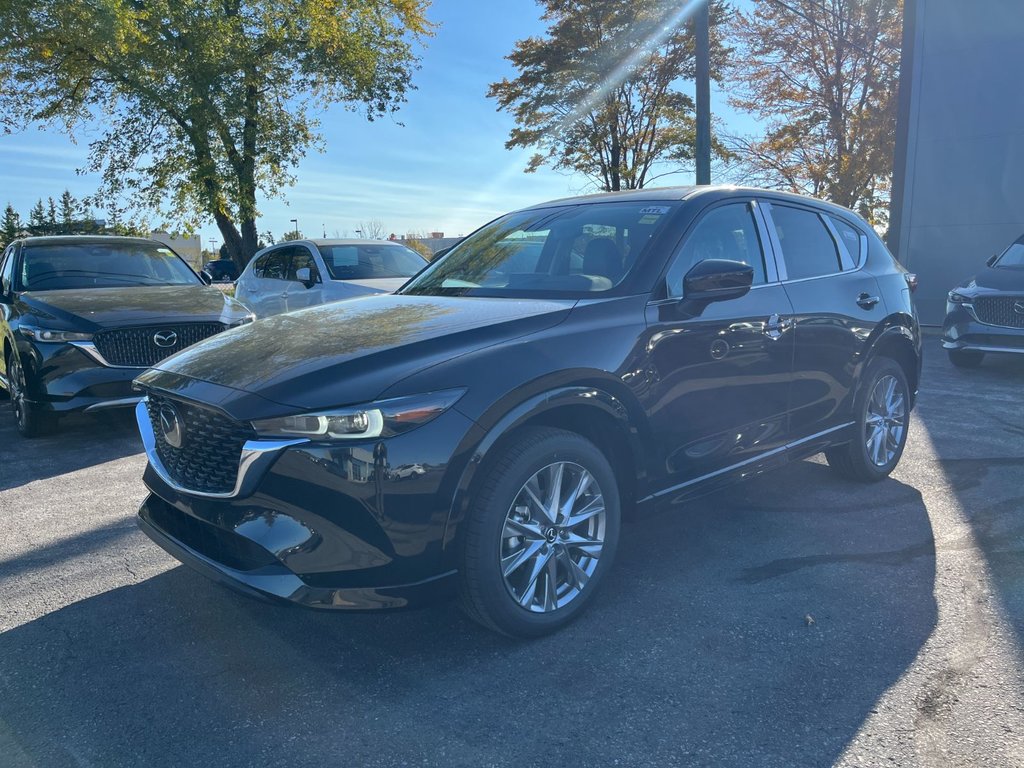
[9,355,27,429]
[500,461,606,613]
[864,374,906,467]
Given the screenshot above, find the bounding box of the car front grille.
[145,394,255,494]
[973,296,1024,328]
[94,323,226,367]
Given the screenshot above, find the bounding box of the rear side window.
[770,205,842,280]
[666,203,767,298]
[256,249,289,281]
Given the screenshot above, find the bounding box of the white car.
[235,239,429,317]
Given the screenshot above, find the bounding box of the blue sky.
[0,0,758,247]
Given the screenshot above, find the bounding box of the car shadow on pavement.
[0,463,936,768]
[914,350,1024,644]
[0,409,142,492]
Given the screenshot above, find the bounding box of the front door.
[635,200,796,494]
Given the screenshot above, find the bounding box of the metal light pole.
[290,218,298,239]
[208,237,217,255]
[695,0,711,186]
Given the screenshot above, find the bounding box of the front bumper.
[16,338,143,413]
[942,304,1024,355]
[138,403,484,611]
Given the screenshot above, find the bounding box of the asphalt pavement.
[1,338,1022,767]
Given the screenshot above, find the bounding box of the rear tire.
[8,353,57,438]
[826,358,910,482]
[458,427,621,637]
[948,348,984,368]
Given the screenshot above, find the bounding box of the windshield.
[400,201,675,298]
[995,239,1024,268]
[317,243,427,281]
[18,242,201,291]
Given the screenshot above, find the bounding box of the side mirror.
[199,270,213,285]
[683,259,754,302]
[294,267,317,289]
[986,254,999,267]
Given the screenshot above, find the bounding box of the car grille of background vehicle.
[972,296,1024,328]
[94,323,227,366]
[145,394,255,494]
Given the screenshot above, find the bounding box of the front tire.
[458,427,621,637]
[948,348,984,368]
[826,358,910,482]
[8,353,56,438]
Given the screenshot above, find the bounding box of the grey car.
[234,239,429,317]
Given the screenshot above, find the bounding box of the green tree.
[727,0,902,225]
[46,197,57,229]
[488,0,730,191]
[58,189,78,232]
[28,199,46,233]
[0,0,431,267]
[2,203,21,244]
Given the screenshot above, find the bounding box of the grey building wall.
[889,0,1024,324]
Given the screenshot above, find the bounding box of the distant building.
[150,230,202,268]
[889,0,1024,324]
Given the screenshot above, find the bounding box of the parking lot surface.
[1,339,1023,767]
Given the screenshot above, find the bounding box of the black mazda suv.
[133,187,921,637]
[0,236,254,436]
[942,233,1024,367]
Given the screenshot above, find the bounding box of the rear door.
[247,247,290,317]
[760,200,883,442]
[637,199,796,491]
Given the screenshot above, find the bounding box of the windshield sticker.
[638,206,670,215]
[639,215,661,224]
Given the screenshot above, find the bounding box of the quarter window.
[827,215,863,268]
[0,247,14,291]
[769,205,842,280]
[666,203,767,298]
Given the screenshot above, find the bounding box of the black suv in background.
[203,259,240,282]
[0,236,254,436]
[943,233,1024,367]
[133,187,921,637]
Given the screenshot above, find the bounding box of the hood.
[144,293,574,412]
[963,266,1024,293]
[19,285,251,329]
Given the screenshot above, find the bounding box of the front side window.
[769,205,842,281]
[287,248,320,282]
[401,201,676,298]
[0,246,14,292]
[665,203,767,298]
[259,249,290,281]
[18,242,200,291]
[317,244,426,281]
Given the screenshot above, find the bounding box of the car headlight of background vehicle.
[947,290,972,304]
[19,325,94,342]
[251,389,466,441]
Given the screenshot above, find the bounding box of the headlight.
[228,313,256,326]
[251,389,466,441]
[19,326,93,342]
[947,291,971,304]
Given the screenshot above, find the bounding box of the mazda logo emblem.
[153,330,179,348]
[158,403,184,449]
[1014,300,1024,315]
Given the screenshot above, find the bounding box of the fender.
[439,384,644,565]
[858,314,921,403]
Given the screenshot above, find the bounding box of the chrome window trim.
[136,399,308,499]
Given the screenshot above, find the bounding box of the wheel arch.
[442,383,646,566]
[865,318,920,406]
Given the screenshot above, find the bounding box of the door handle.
[765,313,793,340]
[857,293,880,309]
